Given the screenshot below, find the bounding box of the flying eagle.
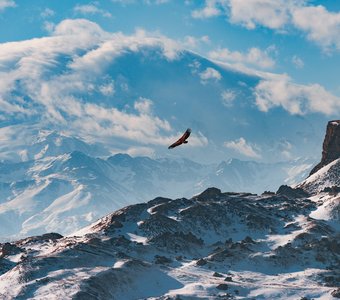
[168,128,191,149]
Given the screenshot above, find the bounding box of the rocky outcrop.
[276,185,310,198]
[310,120,340,176]
[0,187,338,299]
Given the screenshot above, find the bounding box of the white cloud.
[0,19,186,147]
[199,67,222,83]
[183,35,210,49]
[52,18,108,39]
[43,21,55,33]
[209,46,276,69]
[126,146,155,157]
[134,98,153,114]
[254,74,340,115]
[40,8,55,18]
[292,55,304,68]
[99,81,115,96]
[226,0,292,30]
[1,16,339,153]
[74,4,112,18]
[0,0,15,11]
[224,137,261,159]
[192,0,294,28]
[291,5,340,51]
[221,90,236,107]
[192,0,221,19]
[193,1,340,51]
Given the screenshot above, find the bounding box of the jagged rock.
[154,255,172,264]
[213,272,224,278]
[321,186,340,195]
[242,236,255,244]
[148,231,203,251]
[310,120,340,175]
[196,258,207,266]
[276,185,309,198]
[331,288,340,298]
[216,283,229,290]
[0,243,22,258]
[224,276,233,282]
[16,233,63,246]
[262,191,275,195]
[194,187,221,201]
[147,197,172,208]
[139,213,181,237]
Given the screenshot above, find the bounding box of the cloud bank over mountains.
[0,18,338,162]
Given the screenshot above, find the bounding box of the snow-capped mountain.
[0,130,314,241]
[0,186,339,299]
[0,20,333,164]
[0,119,339,299]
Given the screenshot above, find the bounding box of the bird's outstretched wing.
[168,128,191,149]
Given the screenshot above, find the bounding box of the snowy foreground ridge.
[0,179,339,299]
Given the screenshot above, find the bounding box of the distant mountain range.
[0,130,315,241]
[0,167,338,299]
[1,107,340,300]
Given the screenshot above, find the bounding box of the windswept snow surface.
[0,188,339,299]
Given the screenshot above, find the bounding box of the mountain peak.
[309,120,340,176]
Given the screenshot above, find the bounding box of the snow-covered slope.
[298,158,340,195]
[0,187,339,299]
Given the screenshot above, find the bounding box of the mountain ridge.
[0,185,338,299]
[0,131,315,241]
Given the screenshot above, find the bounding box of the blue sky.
[1,0,340,94]
[1,0,340,162]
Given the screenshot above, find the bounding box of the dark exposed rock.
[224,276,233,282]
[147,197,172,208]
[310,120,340,175]
[154,255,172,264]
[196,258,207,266]
[148,231,203,251]
[262,191,275,195]
[242,236,255,244]
[16,232,63,246]
[213,272,224,277]
[194,187,221,201]
[332,288,340,298]
[0,243,22,258]
[321,186,340,195]
[276,185,310,198]
[216,283,229,290]
[110,235,131,247]
[139,214,182,238]
[323,275,340,287]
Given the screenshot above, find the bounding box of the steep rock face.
[310,120,340,175]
